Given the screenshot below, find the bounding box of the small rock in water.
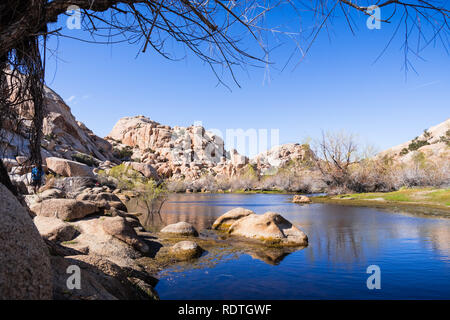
[292,195,311,204]
[170,241,204,260]
[160,221,199,237]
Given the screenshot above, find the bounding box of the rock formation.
[1,83,117,165]
[0,183,53,299]
[170,241,204,260]
[378,118,450,165]
[160,221,199,237]
[292,195,311,204]
[251,143,315,175]
[106,115,241,180]
[212,207,255,231]
[212,208,309,246]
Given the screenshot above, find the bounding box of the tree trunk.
[0,159,17,196]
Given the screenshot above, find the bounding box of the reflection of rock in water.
[128,197,222,232]
[245,247,300,265]
[228,237,307,265]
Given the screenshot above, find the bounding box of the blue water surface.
[153,193,450,299]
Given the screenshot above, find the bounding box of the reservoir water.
[141,193,450,299]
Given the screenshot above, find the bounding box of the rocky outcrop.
[251,143,314,175]
[27,182,161,300]
[46,157,94,177]
[1,81,117,166]
[213,209,308,246]
[106,115,247,180]
[33,216,79,242]
[378,118,450,164]
[41,86,116,162]
[212,207,255,230]
[0,183,53,299]
[50,253,158,300]
[102,216,149,254]
[75,190,127,211]
[30,199,99,221]
[160,221,199,237]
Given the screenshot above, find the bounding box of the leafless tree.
[0,0,448,195]
[314,131,359,189]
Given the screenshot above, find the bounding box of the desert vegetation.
[165,130,449,196]
[99,164,167,222]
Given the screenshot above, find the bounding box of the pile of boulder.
[0,178,160,300]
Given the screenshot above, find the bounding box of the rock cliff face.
[106,115,315,180]
[251,143,315,175]
[106,115,250,180]
[378,118,450,164]
[1,81,316,185]
[0,183,53,299]
[1,83,117,166]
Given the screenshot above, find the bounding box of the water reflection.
[134,193,450,299]
[129,193,450,266]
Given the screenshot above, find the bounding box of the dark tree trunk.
[0,159,17,196]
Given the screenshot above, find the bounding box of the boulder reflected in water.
[244,246,306,265]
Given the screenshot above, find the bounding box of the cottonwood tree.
[314,131,360,190]
[0,0,448,195]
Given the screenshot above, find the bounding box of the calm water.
[146,193,450,299]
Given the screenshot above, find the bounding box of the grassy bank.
[312,187,450,217]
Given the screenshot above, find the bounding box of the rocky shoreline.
[0,172,310,300]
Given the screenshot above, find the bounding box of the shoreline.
[311,195,450,218]
[167,188,450,218]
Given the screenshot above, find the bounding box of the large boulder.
[40,188,65,200]
[227,212,308,246]
[50,254,158,300]
[102,216,149,254]
[33,216,78,242]
[212,207,255,231]
[30,199,98,221]
[160,221,199,237]
[70,217,144,268]
[46,157,94,177]
[76,192,127,212]
[53,177,96,195]
[170,241,204,260]
[0,183,53,299]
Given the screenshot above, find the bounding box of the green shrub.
[113,146,134,160]
[400,148,409,156]
[72,152,97,167]
[106,163,145,189]
[408,136,430,151]
[439,129,450,146]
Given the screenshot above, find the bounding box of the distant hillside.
[378,118,450,164]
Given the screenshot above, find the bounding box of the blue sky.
[43,5,449,155]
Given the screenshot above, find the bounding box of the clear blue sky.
[43,6,449,155]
